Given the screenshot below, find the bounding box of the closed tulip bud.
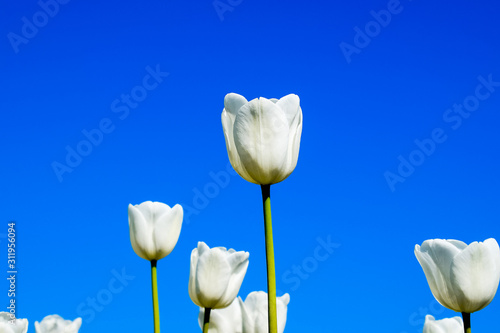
[34,315,82,333]
[415,238,500,313]
[423,315,463,333]
[221,93,303,185]
[0,313,28,333]
[128,201,183,261]
[189,242,249,309]
[199,297,244,333]
[241,291,290,333]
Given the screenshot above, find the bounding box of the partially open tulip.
[189,242,249,309]
[415,238,500,313]
[221,93,303,185]
[34,315,82,333]
[0,312,28,333]
[241,291,290,333]
[128,201,183,261]
[199,297,244,333]
[423,315,463,333]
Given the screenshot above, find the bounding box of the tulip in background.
[241,291,290,333]
[0,313,28,333]
[34,315,82,333]
[415,238,500,333]
[198,297,244,333]
[189,241,249,333]
[423,315,463,333]
[128,201,184,333]
[221,93,302,333]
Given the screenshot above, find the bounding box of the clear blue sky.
[2,0,500,332]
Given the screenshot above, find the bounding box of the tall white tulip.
[198,297,244,333]
[128,201,184,333]
[189,242,249,309]
[128,201,183,261]
[241,291,290,333]
[221,93,302,185]
[34,315,82,333]
[414,238,500,313]
[423,315,463,333]
[0,312,28,333]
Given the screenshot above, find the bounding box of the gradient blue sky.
[2,0,500,332]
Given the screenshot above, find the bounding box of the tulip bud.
[221,93,303,185]
[128,201,183,261]
[241,291,290,333]
[423,315,463,333]
[0,312,28,333]
[34,315,82,333]
[189,242,249,309]
[198,297,244,333]
[415,238,500,313]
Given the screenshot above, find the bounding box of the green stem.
[203,308,212,333]
[261,184,277,333]
[461,312,471,333]
[151,260,160,333]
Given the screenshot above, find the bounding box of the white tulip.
[241,291,290,333]
[34,315,81,333]
[198,297,244,333]
[128,201,183,261]
[189,242,249,309]
[0,312,28,333]
[415,238,500,313]
[221,93,303,185]
[423,315,463,333]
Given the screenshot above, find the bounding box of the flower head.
[241,291,290,333]
[189,242,249,309]
[423,315,463,333]
[34,315,81,333]
[128,201,183,261]
[0,312,28,333]
[221,93,302,185]
[415,238,500,313]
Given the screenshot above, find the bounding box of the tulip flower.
[415,238,500,333]
[189,242,249,333]
[423,315,463,333]
[128,201,183,261]
[128,201,184,333]
[221,93,302,185]
[34,315,82,333]
[198,297,244,333]
[241,291,290,333]
[221,93,302,333]
[0,312,28,333]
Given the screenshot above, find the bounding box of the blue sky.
[2,0,500,332]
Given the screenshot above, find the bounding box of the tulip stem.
[203,308,211,333]
[461,312,471,333]
[261,184,278,333]
[151,260,160,333]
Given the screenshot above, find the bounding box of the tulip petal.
[195,248,232,308]
[128,204,155,260]
[189,247,201,306]
[283,106,302,178]
[450,239,500,312]
[415,241,461,311]
[153,204,183,259]
[233,98,289,184]
[276,94,300,127]
[218,251,249,309]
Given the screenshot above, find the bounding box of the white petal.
[153,204,183,259]
[189,247,201,306]
[217,251,249,309]
[234,98,289,184]
[451,239,500,312]
[224,93,248,116]
[276,94,300,127]
[128,204,155,260]
[195,248,232,308]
